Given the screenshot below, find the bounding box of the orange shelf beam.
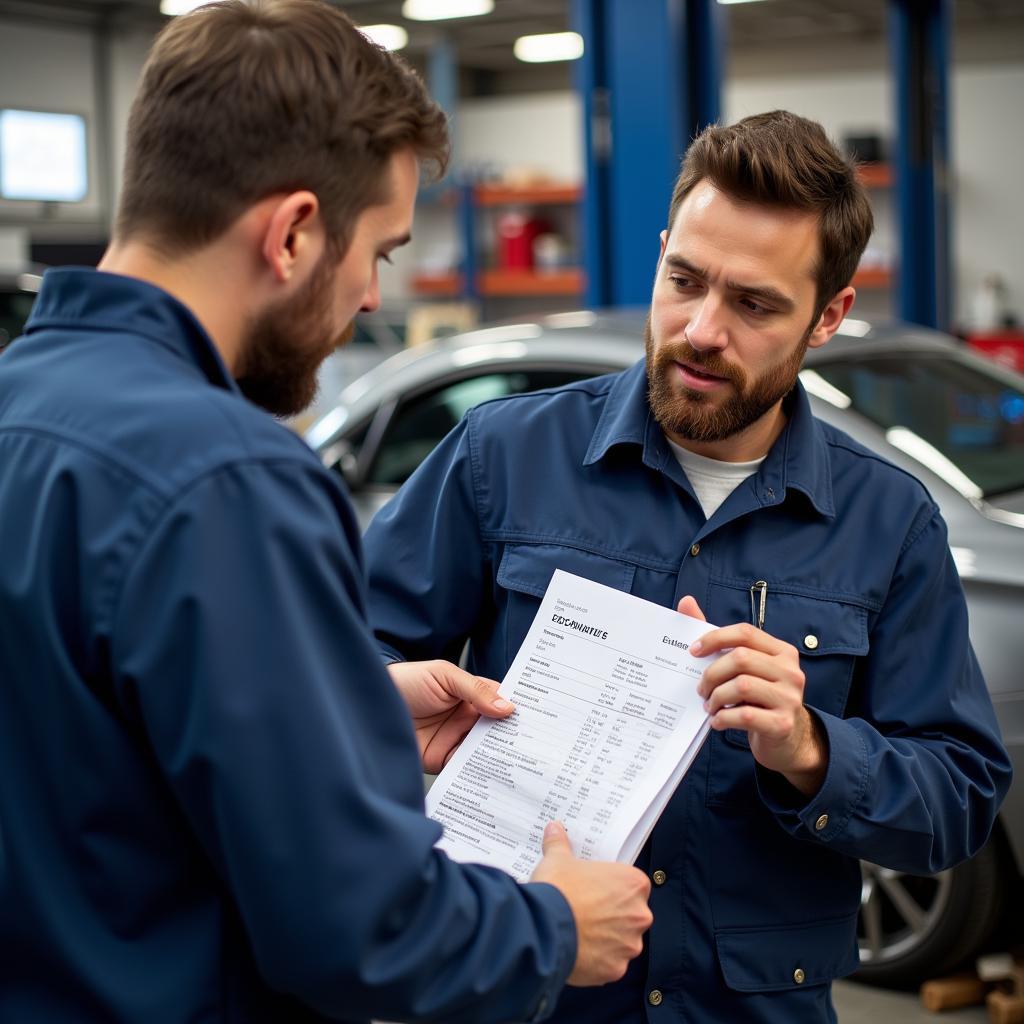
[478,268,585,297]
[855,163,893,188]
[853,267,891,288]
[475,184,582,207]
[410,271,463,297]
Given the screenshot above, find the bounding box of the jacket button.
[648,989,663,1006]
[794,968,806,984]
[815,813,829,831]
[690,543,700,557]
[803,634,819,650]
[652,869,667,885]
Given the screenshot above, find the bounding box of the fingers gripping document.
[425,570,718,881]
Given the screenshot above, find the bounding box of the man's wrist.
[781,708,829,797]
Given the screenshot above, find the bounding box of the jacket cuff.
[379,644,406,665]
[521,881,578,1021]
[756,708,870,843]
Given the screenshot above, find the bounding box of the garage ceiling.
[0,0,1021,73]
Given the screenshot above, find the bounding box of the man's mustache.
[656,341,743,387]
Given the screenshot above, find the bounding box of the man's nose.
[360,269,381,314]
[685,295,728,351]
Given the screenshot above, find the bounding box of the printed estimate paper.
[425,570,718,881]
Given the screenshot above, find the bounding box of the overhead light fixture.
[401,0,494,21]
[717,0,770,5]
[514,31,584,64]
[359,24,409,51]
[159,0,208,14]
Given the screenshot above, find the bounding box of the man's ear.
[807,286,856,349]
[261,190,323,284]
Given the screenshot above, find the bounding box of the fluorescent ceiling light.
[514,31,584,63]
[359,24,409,51]
[160,0,208,14]
[402,0,494,21]
[717,0,770,5]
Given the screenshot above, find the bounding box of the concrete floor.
[833,980,988,1022]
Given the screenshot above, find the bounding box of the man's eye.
[740,297,770,315]
[669,275,695,290]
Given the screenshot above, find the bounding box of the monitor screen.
[0,109,88,203]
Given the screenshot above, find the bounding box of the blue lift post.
[889,0,952,331]
[425,37,478,301]
[572,0,723,308]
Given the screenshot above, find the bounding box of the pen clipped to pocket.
[749,580,767,630]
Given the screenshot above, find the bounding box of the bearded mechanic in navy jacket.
[363,111,1012,1023]
[0,2,654,1021]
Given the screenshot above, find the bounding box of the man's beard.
[235,256,353,418]
[644,312,808,443]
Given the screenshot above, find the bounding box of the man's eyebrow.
[382,232,412,251]
[663,254,708,279]
[723,278,796,313]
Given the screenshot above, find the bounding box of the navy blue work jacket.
[364,361,1012,1024]
[0,268,576,1024]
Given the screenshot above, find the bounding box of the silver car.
[307,310,1024,989]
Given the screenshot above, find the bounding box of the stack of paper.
[425,569,718,881]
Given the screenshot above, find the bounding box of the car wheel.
[854,840,1004,988]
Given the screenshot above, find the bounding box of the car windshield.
[806,353,1024,498]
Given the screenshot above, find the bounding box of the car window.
[808,355,1024,497]
[0,290,36,350]
[367,368,592,487]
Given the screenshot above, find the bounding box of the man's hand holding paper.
[387,659,514,774]
[424,571,720,879]
[692,611,829,797]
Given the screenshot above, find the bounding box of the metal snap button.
[803,634,819,650]
[652,869,667,886]
[794,968,806,984]
[690,543,700,557]
[648,989,663,1006]
[815,813,829,831]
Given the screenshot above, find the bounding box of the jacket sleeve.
[363,415,489,666]
[109,455,574,1023]
[758,504,1013,873]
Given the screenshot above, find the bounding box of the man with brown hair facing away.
[0,2,653,1021]
[363,110,1011,1023]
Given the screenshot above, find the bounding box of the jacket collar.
[26,266,239,394]
[584,357,835,518]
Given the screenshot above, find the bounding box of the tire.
[854,839,1004,989]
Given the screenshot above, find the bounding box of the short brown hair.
[668,111,873,320]
[116,0,449,258]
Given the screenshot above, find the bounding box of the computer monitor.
[0,108,88,203]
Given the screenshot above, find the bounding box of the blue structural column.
[889,0,952,330]
[573,0,723,308]
[426,37,480,300]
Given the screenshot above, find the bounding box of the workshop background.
[1,2,1022,1021]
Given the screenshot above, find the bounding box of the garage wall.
[951,62,1024,330]
[0,13,1021,329]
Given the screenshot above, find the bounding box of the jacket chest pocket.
[495,544,637,665]
[706,582,869,809]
